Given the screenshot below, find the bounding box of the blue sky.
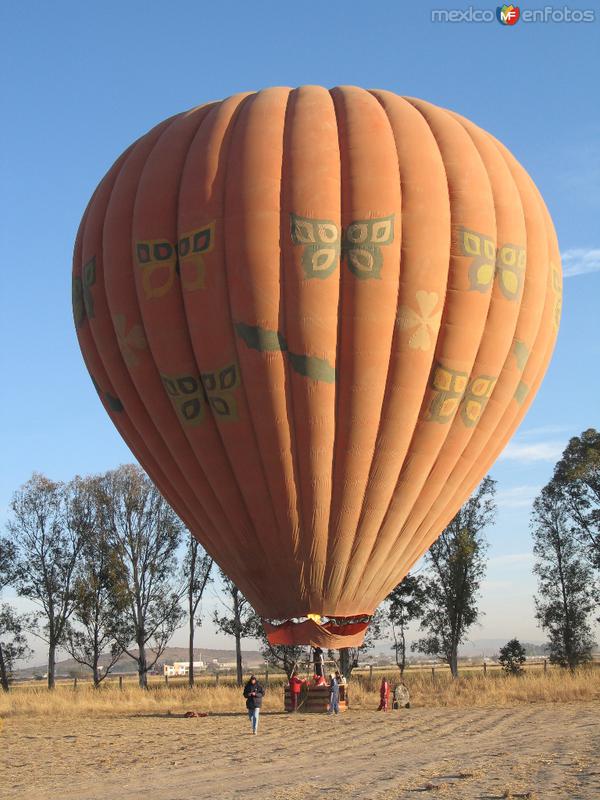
[1,0,599,658]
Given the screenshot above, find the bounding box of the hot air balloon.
[72,86,561,649]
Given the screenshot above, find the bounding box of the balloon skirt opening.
[263,617,370,648]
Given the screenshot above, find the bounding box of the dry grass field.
[1,668,599,799]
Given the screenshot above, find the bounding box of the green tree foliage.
[553,429,600,562]
[0,536,17,586]
[532,484,595,671]
[386,573,427,675]
[551,430,600,620]
[498,638,526,675]
[63,494,129,686]
[0,604,31,692]
[414,476,496,678]
[8,474,90,689]
[98,465,185,688]
[0,533,31,691]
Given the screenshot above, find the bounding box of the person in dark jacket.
[313,646,324,678]
[243,675,265,734]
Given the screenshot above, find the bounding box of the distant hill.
[16,646,265,678]
[371,637,549,659]
[457,639,548,657]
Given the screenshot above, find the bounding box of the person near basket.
[378,677,390,712]
[289,671,304,712]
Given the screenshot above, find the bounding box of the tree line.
[1,428,598,691]
[0,466,212,690]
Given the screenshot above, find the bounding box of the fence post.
[164,674,169,686]
[431,666,435,680]
[483,661,487,676]
[119,675,123,691]
[368,664,373,691]
[73,676,78,690]
[543,658,547,673]
[215,670,220,687]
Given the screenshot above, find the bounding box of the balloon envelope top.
[72,86,561,648]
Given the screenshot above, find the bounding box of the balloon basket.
[284,683,348,713]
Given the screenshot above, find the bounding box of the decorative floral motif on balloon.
[343,215,394,279]
[396,290,442,351]
[290,213,340,279]
[425,364,469,424]
[113,313,148,368]
[200,363,241,421]
[513,339,530,371]
[496,243,526,301]
[234,322,336,383]
[460,375,497,427]
[72,277,85,328]
[457,227,496,292]
[136,239,177,299]
[514,380,529,405]
[161,364,243,426]
[512,340,531,405]
[89,373,123,414]
[160,373,206,426]
[72,257,97,328]
[178,222,215,291]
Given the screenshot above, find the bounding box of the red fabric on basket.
[263,618,369,647]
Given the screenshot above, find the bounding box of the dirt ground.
[1,702,599,799]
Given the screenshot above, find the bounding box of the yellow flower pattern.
[113,314,148,368]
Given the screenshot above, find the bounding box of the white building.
[163,660,205,677]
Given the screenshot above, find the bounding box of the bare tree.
[99,465,184,688]
[213,570,256,686]
[414,476,495,678]
[8,474,89,688]
[180,537,212,687]
[337,609,386,680]
[245,610,308,679]
[260,641,308,679]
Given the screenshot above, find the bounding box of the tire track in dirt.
[2,703,600,800]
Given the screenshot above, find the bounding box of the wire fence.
[12,655,600,693]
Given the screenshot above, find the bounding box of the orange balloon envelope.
[72,87,561,648]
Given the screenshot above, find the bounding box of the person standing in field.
[328,672,340,715]
[243,675,265,734]
[288,671,304,712]
[378,677,390,712]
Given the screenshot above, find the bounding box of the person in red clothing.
[377,677,390,712]
[289,671,304,712]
